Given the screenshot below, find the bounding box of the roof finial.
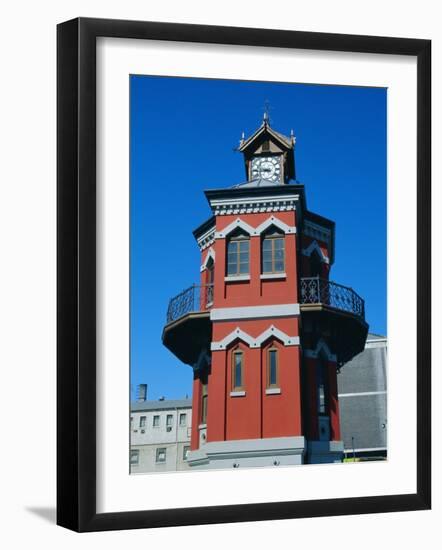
[263,100,271,126]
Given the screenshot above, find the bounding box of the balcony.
[166,284,214,324]
[162,284,213,366]
[300,277,365,320]
[162,278,368,366]
[300,277,368,364]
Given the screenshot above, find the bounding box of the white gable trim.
[301,240,330,264]
[215,218,255,239]
[215,215,296,240]
[211,326,300,351]
[254,215,296,235]
[304,339,337,362]
[255,326,299,347]
[200,247,216,272]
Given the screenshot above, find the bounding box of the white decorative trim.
[260,272,286,280]
[210,194,301,216]
[196,226,216,251]
[211,325,300,351]
[301,239,330,264]
[215,215,296,239]
[230,391,246,397]
[304,339,337,362]
[215,218,255,239]
[224,274,250,282]
[265,388,281,395]
[200,247,215,272]
[254,215,296,235]
[210,303,300,321]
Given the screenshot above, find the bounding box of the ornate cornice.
[196,226,216,251]
[209,194,300,216]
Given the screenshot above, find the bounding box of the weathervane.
[263,99,272,125]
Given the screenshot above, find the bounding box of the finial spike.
[263,100,271,126]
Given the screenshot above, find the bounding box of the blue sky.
[130,75,386,401]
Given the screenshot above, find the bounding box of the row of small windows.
[130,445,190,466]
[226,228,285,276]
[231,347,279,391]
[132,412,187,429]
[200,347,279,421]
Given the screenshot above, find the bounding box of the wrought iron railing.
[300,277,365,320]
[166,284,214,324]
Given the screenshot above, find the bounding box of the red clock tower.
[163,115,368,468]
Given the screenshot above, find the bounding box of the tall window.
[206,258,214,305]
[262,228,285,273]
[201,372,208,424]
[317,357,328,415]
[267,348,279,388]
[227,230,250,276]
[152,415,160,427]
[139,416,146,428]
[179,413,187,427]
[232,349,244,391]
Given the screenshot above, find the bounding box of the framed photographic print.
[57,17,431,532]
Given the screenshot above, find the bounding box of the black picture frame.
[57,17,431,532]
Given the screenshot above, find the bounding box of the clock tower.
[162,115,368,468]
[239,112,296,183]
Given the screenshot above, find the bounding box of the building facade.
[162,116,368,469]
[338,334,387,460]
[130,398,192,473]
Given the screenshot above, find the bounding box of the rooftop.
[131,398,192,412]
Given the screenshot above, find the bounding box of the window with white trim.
[267,347,279,388]
[232,348,244,391]
[227,229,250,276]
[262,227,285,273]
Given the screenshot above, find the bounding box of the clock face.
[251,156,281,182]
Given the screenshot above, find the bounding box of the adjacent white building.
[130,398,192,473]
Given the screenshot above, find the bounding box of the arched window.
[227,229,250,276]
[267,347,279,388]
[262,227,285,274]
[205,257,214,305]
[232,348,244,391]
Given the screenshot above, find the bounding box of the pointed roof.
[238,117,295,153]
